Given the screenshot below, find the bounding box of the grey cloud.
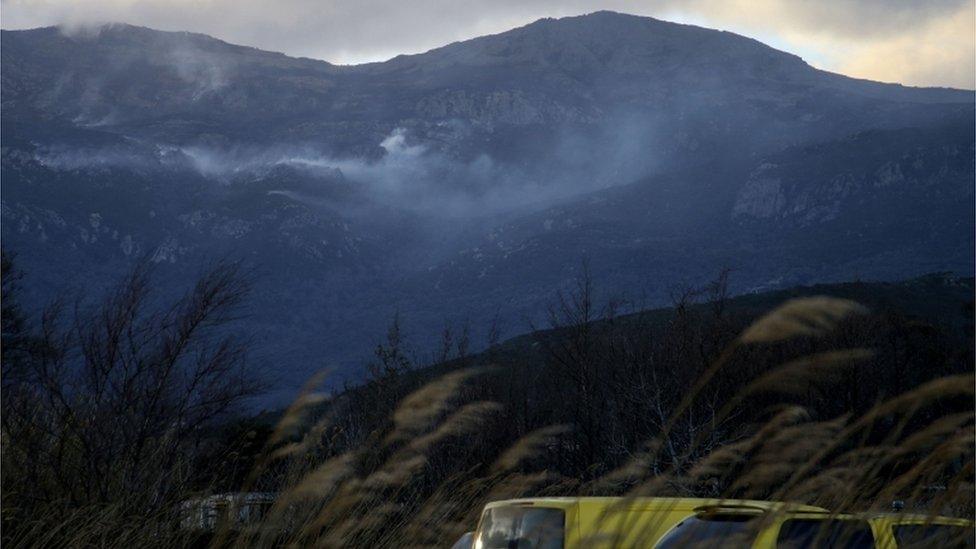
[2,1,972,87]
[687,0,969,39]
[1,0,966,60]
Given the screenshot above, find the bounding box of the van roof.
[483,497,827,513]
[868,513,975,526]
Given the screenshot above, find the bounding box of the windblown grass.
[4,295,973,547]
[213,296,973,547]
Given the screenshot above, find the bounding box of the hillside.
[390,273,976,387]
[2,12,973,403]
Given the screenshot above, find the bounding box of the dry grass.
[219,296,971,546]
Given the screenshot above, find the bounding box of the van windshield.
[655,513,760,548]
[476,506,564,549]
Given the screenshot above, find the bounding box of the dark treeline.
[318,267,974,495]
[1,254,973,546]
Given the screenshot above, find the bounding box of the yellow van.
[654,504,975,548]
[470,497,826,548]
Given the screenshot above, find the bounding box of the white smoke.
[33,119,662,218]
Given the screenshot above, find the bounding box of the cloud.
[836,2,975,89]
[1,0,972,87]
[682,0,975,88]
[684,0,968,39]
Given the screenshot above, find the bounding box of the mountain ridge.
[2,10,972,404]
[6,12,973,99]
[3,11,972,149]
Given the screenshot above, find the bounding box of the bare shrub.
[1,258,260,547]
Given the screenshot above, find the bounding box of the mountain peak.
[376,10,809,83]
[527,10,665,26]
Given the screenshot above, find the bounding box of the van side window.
[776,519,874,548]
[893,524,975,548]
[656,514,760,548]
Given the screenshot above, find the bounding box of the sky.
[2,0,974,89]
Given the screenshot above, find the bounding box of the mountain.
[4,13,970,151]
[2,12,973,403]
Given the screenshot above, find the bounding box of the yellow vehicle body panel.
[868,514,975,549]
[476,497,826,548]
